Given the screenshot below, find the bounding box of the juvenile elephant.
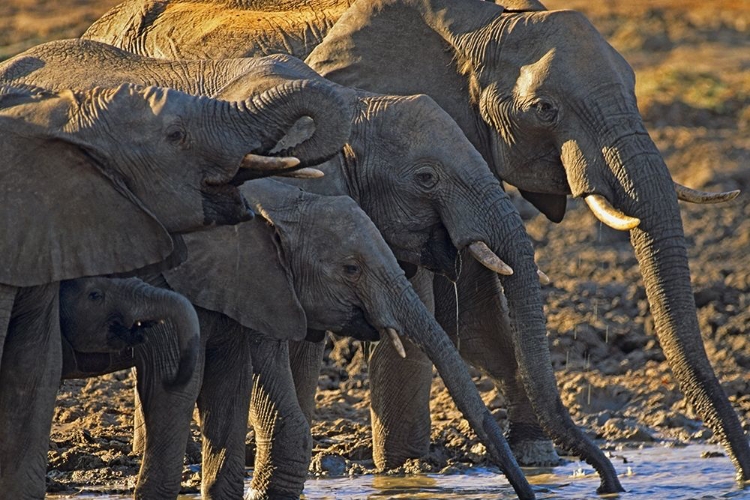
[79,0,749,486]
[0,80,352,500]
[61,179,535,500]
[2,39,620,494]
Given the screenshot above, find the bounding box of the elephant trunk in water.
[380,277,536,500]
[124,280,200,389]
[443,187,624,493]
[224,78,353,184]
[604,132,750,481]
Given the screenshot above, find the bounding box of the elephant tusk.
[386,328,406,359]
[674,182,740,204]
[584,194,640,231]
[276,167,325,179]
[537,269,551,285]
[467,241,513,276]
[240,154,300,172]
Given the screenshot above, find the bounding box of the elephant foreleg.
[288,337,326,425]
[368,267,434,470]
[133,320,203,500]
[433,258,559,466]
[196,312,253,500]
[247,336,311,500]
[0,284,17,369]
[0,283,61,500]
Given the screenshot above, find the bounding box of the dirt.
[2,0,747,495]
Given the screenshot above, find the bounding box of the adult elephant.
[3,39,623,494]
[60,179,537,500]
[82,0,748,480]
[0,79,352,500]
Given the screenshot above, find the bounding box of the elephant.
[80,0,748,486]
[1,38,623,494]
[59,178,537,500]
[0,79,353,500]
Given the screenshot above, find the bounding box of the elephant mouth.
[200,184,255,227]
[106,319,159,350]
[339,308,381,342]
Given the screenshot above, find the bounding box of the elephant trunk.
[444,188,623,493]
[125,280,200,389]
[611,136,750,480]
[384,277,535,500]
[229,79,354,181]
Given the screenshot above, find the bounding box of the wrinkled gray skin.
[59,277,202,499]
[13,39,621,495]
[0,78,351,500]
[64,179,535,500]
[83,0,749,487]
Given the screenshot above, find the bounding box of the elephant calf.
[60,179,535,500]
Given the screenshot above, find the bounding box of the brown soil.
[3,0,747,495]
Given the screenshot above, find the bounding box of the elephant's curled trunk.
[235,79,355,168]
[128,282,201,389]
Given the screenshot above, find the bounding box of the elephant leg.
[288,338,326,425]
[0,283,61,500]
[133,320,204,500]
[247,337,311,500]
[433,257,559,466]
[196,311,253,500]
[368,267,434,470]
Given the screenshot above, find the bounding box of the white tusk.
[386,328,406,359]
[537,269,551,285]
[584,194,640,231]
[277,167,325,179]
[467,241,513,276]
[674,182,740,204]
[240,154,300,171]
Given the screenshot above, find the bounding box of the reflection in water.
[49,444,746,499]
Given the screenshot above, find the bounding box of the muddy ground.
[2,0,749,495]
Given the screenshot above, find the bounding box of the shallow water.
[49,444,749,499]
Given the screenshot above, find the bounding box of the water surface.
[50,444,749,499]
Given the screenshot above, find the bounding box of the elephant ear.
[0,85,174,287]
[306,0,503,136]
[518,189,567,222]
[162,218,308,341]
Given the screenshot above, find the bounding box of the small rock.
[700,450,725,459]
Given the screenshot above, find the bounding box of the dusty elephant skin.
[83,0,750,487]
[0,71,352,499]
[2,39,615,496]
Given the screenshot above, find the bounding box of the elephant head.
[162,179,535,498]
[59,276,199,388]
[0,81,352,287]
[307,0,749,482]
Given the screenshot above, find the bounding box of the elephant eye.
[532,100,558,124]
[343,263,362,281]
[414,166,439,189]
[88,290,104,303]
[165,126,188,146]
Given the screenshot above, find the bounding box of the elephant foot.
[510,438,563,467]
[244,488,300,500]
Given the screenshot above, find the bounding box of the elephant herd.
[0,0,745,499]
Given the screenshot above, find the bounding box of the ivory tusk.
[674,182,740,204]
[584,194,640,231]
[240,154,300,171]
[537,269,551,285]
[467,241,513,276]
[277,167,325,179]
[386,328,406,359]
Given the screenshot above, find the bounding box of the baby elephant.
[58,276,203,499]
